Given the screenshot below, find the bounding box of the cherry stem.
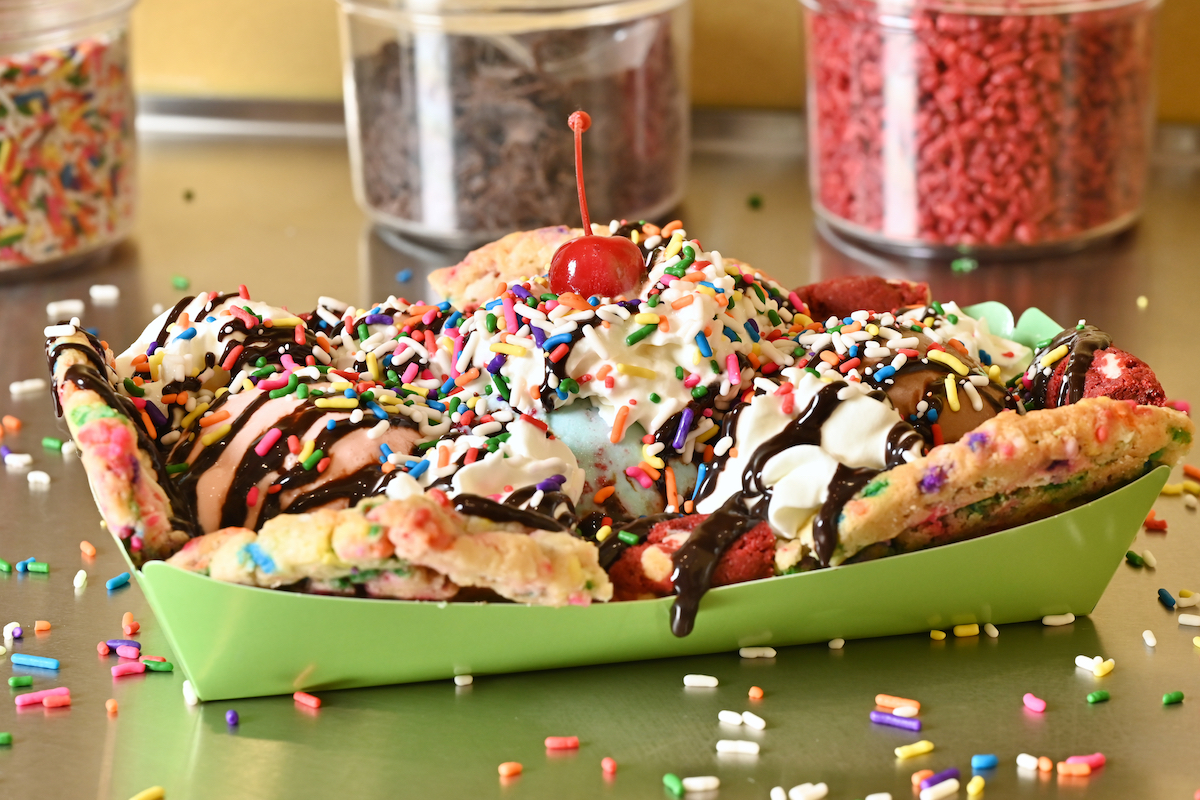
[569,111,592,233]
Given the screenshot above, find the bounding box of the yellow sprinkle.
[930,630,946,640]
[866,324,879,336]
[928,349,969,376]
[642,444,665,470]
[199,423,232,447]
[241,378,254,392]
[633,313,660,325]
[663,232,683,259]
[314,397,359,409]
[214,387,228,398]
[953,623,979,637]
[1161,483,1185,496]
[269,316,303,327]
[987,364,1002,382]
[630,230,640,245]
[1193,636,1200,647]
[1183,480,1200,495]
[696,425,720,444]
[367,352,381,382]
[944,376,961,412]
[923,317,934,327]
[752,342,760,355]
[895,740,935,759]
[793,314,813,328]
[489,342,527,357]
[178,402,211,430]
[617,364,658,379]
[467,397,479,409]
[731,290,743,302]
[1181,589,1195,598]
[696,285,717,297]
[595,525,613,542]
[128,787,166,800]
[1092,658,1115,677]
[329,382,353,392]
[298,439,315,463]
[1040,344,1070,368]
[149,353,164,381]
[401,383,429,397]
[693,349,702,365]
[967,775,985,796]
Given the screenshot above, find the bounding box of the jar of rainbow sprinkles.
[0,0,137,272]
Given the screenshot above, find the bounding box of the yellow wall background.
[131,0,1198,122]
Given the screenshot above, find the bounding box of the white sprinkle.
[46,299,85,319]
[919,778,958,800]
[713,436,734,457]
[789,782,829,800]
[682,776,720,792]
[89,284,120,303]
[718,709,743,725]
[684,674,718,688]
[1141,550,1157,568]
[453,674,473,686]
[828,638,845,650]
[4,451,32,468]
[1143,630,1157,647]
[741,710,766,730]
[1185,494,1198,510]
[27,470,50,488]
[984,623,999,638]
[1179,594,1199,608]
[892,706,919,718]
[4,622,19,638]
[1075,654,1102,670]
[182,679,199,706]
[367,420,389,440]
[715,739,759,754]
[738,646,776,659]
[865,794,893,800]
[349,408,364,424]
[151,303,164,315]
[643,234,662,249]
[969,374,990,386]
[61,440,77,457]
[44,323,77,338]
[772,788,788,800]
[1042,613,1075,627]
[961,379,983,412]
[9,378,47,397]
[1016,753,1040,771]
[73,570,87,589]
[1179,614,1200,627]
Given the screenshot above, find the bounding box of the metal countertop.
[1,111,1199,799]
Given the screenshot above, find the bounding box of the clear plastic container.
[801,0,1159,257]
[337,0,690,246]
[0,0,137,272]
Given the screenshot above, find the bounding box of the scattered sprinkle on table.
[683,674,718,688]
[1042,613,1075,626]
[497,761,522,778]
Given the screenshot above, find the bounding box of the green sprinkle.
[664,265,686,278]
[493,373,510,401]
[269,374,300,399]
[251,365,278,378]
[675,366,685,380]
[1125,551,1144,567]
[617,531,639,545]
[1164,691,1184,705]
[663,773,684,797]
[710,360,720,374]
[691,386,709,399]
[387,369,400,383]
[485,313,498,333]
[448,396,461,414]
[649,393,661,403]
[559,377,579,394]
[26,562,48,573]
[165,463,189,474]
[122,378,144,398]
[171,274,190,290]
[0,732,10,746]
[931,301,944,316]
[296,383,309,400]
[540,293,557,302]
[301,449,324,471]
[911,325,923,332]
[416,440,439,452]
[648,294,660,307]
[0,559,10,573]
[143,660,174,672]
[1087,690,1110,704]
[805,367,820,377]
[625,323,657,346]
[1035,337,1055,350]
[767,309,781,326]
[41,436,64,451]
[862,479,889,498]
[256,357,267,367]
[951,257,978,274]
[747,193,763,210]
[947,314,958,324]
[8,676,32,687]
[360,390,375,402]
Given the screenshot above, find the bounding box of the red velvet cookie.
[793,276,930,320]
[1045,347,1166,409]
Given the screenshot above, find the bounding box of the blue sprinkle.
[367,402,387,420]
[344,388,357,399]
[587,297,601,306]
[843,316,854,325]
[380,443,393,458]
[326,419,336,430]
[927,408,939,422]
[440,377,456,396]
[874,365,896,381]
[245,542,276,574]
[206,316,217,323]
[542,333,573,351]
[437,301,451,312]
[971,754,999,770]
[849,344,858,358]
[1159,588,1176,609]
[84,327,100,337]
[692,463,708,500]
[723,326,742,343]
[426,399,446,412]
[396,269,413,283]
[979,349,993,366]
[485,299,504,310]
[556,387,569,401]
[743,319,760,342]
[407,459,430,479]
[11,653,59,670]
[174,327,198,341]
[105,572,130,591]
[444,311,463,330]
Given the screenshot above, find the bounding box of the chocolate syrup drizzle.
[1029,324,1112,409]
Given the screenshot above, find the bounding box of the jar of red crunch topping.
[802,0,1159,256]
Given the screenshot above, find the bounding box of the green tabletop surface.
[2,113,1199,799]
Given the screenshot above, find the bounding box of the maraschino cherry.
[549,111,646,298]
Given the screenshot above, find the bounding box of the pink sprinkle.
[726,354,740,386]
[545,300,559,312]
[230,307,257,328]
[14,687,69,706]
[130,537,142,552]
[402,363,419,384]
[255,428,282,457]
[1066,753,1106,769]
[1023,692,1047,713]
[1167,399,1191,414]
[502,297,518,334]
[256,368,294,392]
[246,486,260,508]
[683,373,701,389]
[115,645,140,659]
[421,309,438,326]
[788,291,805,313]
[238,284,250,300]
[281,353,299,370]
[624,466,653,489]
[111,662,146,678]
[220,344,244,371]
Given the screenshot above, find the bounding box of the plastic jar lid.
[339,0,686,33]
[0,0,136,53]
[799,0,1160,16]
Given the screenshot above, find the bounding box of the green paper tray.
[120,305,1167,701]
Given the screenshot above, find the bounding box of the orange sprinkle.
[130,353,148,366]
[595,364,613,381]
[658,318,670,333]
[638,461,661,482]
[670,295,694,310]
[1038,757,1053,773]
[1184,464,1200,481]
[602,320,610,329]
[177,313,190,329]
[729,447,738,457]
[610,406,630,444]
[747,352,761,369]
[529,385,541,400]
[124,622,140,636]
[948,338,970,355]
[661,219,683,235]
[140,411,157,440]
[642,222,661,236]
[2,415,22,432]
[716,293,728,307]
[498,762,523,778]
[34,620,50,632]
[455,368,480,387]
[198,410,230,428]
[381,462,396,474]
[683,272,706,282]
[703,325,712,337]
[122,612,134,627]
[748,686,764,700]
[160,393,177,404]
[131,376,144,386]
[80,540,96,558]
[683,500,694,513]
[1057,762,1091,777]
[593,486,616,504]
[665,466,677,510]
[105,698,118,715]
[819,350,841,366]
[438,446,450,469]
[911,770,934,787]
[557,292,593,311]
[842,321,862,333]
